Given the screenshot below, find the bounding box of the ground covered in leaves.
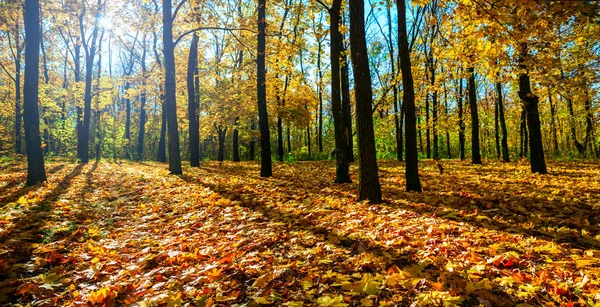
[1,158,599,306]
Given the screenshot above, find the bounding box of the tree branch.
[0,61,16,83]
[174,27,254,47]
[172,0,187,21]
[315,0,330,11]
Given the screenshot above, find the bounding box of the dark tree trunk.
[425,93,430,159]
[124,81,131,159]
[249,118,256,161]
[429,60,438,160]
[387,4,402,162]
[158,100,167,162]
[494,86,500,160]
[340,30,354,163]
[458,76,465,160]
[417,110,423,153]
[497,80,510,162]
[519,108,528,157]
[137,46,148,161]
[349,0,381,202]
[548,89,559,156]
[215,124,227,163]
[78,0,102,164]
[317,38,323,154]
[468,66,481,164]
[93,30,104,161]
[257,0,272,176]
[277,95,284,162]
[329,0,351,183]
[23,0,46,186]
[444,85,450,158]
[518,45,547,174]
[14,24,22,155]
[286,126,291,154]
[163,0,182,174]
[233,117,240,162]
[397,0,421,192]
[187,32,200,166]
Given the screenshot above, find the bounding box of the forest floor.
[0,158,599,306]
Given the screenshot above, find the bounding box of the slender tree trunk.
[458,76,465,160]
[137,47,148,161]
[124,81,131,159]
[444,84,450,158]
[233,117,240,162]
[340,30,354,163]
[468,66,481,164]
[518,45,547,174]
[79,0,102,164]
[548,89,559,156]
[425,93,430,159]
[397,0,421,192]
[497,80,510,162]
[429,61,439,160]
[187,32,200,166]
[163,0,182,174]
[494,86,500,160]
[349,0,381,202]
[317,38,324,154]
[23,0,46,185]
[387,4,402,162]
[158,100,167,162]
[329,0,351,183]
[257,0,272,176]
[286,126,291,154]
[14,25,22,155]
[249,118,256,161]
[216,125,227,163]
[277,95,284,162]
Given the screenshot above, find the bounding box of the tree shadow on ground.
[0,164,67,206]
[177,172,516,306]
[0,163,85,275]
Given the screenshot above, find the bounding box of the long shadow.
[177,172,516,305]
[0,164,67,206]
[0,163,84,273]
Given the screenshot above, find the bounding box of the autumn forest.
[1,0,599,305]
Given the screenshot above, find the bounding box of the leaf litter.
[0,159,599,306]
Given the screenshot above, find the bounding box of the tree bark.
[14,24,23,155]
[187,32,200,166]
[163,0,182,174]
[467,66,481,164]
[349,0,381,202]
[78,0,102,164]
[137,43,148,161]
[497,80,510,162]
[397,0,421,192]
[457,76,465,160]
[23,0,46,186]
[340,29,354,163]
[518,45,547,174]
[548,89,559,156]
[257,0,272,176]
[233,117,240,162]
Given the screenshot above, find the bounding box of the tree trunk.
[340,30,354,163]
[429,59,439,160]
[233,117,240,162]
[187,32,200,166]
[216,125,227,163]
[23,0,46,186]
[163,0,182,174]
[350,0,381,202]
[518,45,547,174]
[397,0,421,192]
[458,76,465,160]
[79,0,102,164]
[468,66,481,164]
[248,118,256,161]
[387,4,402,162]
[14,24,22,155]
[425,93,430,159]
[494,85,500,160]
[329,0,351,183]
[317,38,324,154]
[497,80,510,162]
[158,100,167,162]
[444,84,450,158]
[124,81,131,159]
[548,89,559,156]
[137,46,148,161]
[257,0,272,176]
